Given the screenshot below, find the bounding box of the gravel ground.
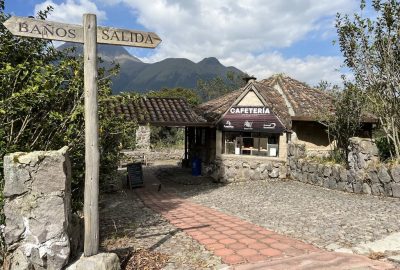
[156,165,400,250]
[99,183,225,269]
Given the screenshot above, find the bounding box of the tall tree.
[322,84,365,161]
[147,87,201,106]
[197,71,246,101]
[0,1,135,214]
[336,0,400,160]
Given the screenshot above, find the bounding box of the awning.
[218,106,285,133]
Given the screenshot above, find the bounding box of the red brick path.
[137,188,319,265]
[133,169,397,269]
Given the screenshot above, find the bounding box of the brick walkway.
[135,170,396,269]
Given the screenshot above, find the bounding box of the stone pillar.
[135,125,151,150]
[3,147,72,270]
[216,130,222,157]
[278,133,288,159]
[348,137,380,170]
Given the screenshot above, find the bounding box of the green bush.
[150,126,184,149]
[375,136,395,162]
[0,1,136,226]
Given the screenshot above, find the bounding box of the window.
[224,132,240,154]
[223,131,279,157]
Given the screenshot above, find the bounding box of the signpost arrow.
[3,16,83,43]
[3,16,162,48]
[3,14,161,257]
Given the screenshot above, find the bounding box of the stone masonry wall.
[204,155,287,183]
[287,138,400,198]
[120,148,184,165]
[3,147,73,270]
[135,125,151,150]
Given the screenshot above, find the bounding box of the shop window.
[223,131,279,157]
[224,132,240,154]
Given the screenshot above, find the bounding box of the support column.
[83,13,99,257]
[184,127,188,160]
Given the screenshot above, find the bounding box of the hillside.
[58,43,245,94]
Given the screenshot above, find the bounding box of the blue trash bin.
[192,157,201,176]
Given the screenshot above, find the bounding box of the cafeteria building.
[109,74,375,182]
[186,74,375,181]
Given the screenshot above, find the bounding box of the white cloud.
[34,0,106,24]
[36,0,356,84]
[101,0,355,83]
[105,0,354,57]
[222,52,345,86]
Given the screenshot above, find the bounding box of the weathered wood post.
[83,13,99,256]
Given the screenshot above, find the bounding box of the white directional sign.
[3,16,162,48]
[3,14,161,257]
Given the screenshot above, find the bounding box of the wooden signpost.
[3,14,161,256]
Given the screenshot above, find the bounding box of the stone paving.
[157,166,400,251]
[233,252,396,270]
[99,180,225,269]
[135,166,398,269]
[137,188,319,265]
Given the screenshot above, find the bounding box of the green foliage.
[336,0,400,161]
[375,136,395,161]
[150,127,184,149]
[197,71,246,101]
[0,3,136,214]
[321,84,365,161]
[108,92,140,150]
[314,80,340,92]
[147,87,201,106]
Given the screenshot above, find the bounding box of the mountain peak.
[57,42,142,63]
[198,57,221,65]
[56,44,245,93]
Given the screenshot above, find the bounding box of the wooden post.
[184,127,188,160]
[83,13,99,257]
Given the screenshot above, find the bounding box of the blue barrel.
[192,157,201,176]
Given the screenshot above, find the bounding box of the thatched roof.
[107,97,208,127]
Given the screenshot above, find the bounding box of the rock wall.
[287,138,400,197]
[3,147,72,270]
[135,125,151,150]
[204,155,287,183]
[120,148,184,164]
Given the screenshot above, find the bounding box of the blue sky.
[4,0,367,85]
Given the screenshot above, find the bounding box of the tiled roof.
[197,75,340,130]
[196,88,244,122]
[260,74,335,119]
[107,97,208,126]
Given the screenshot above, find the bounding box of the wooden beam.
[83,14,99,257]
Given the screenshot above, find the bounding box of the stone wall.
[135,125,151,150]
[120,148,184,165]
[204,155,287,183]
[287,138,400,198]
[3,147,74,269]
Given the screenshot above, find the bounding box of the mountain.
[57,43,245,94]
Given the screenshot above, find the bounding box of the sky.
[4,0,367,86]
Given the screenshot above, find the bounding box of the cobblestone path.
[158,167,400,250]
[134,167,396,269]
